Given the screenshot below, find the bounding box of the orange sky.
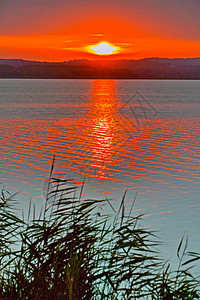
[1,0,200,61]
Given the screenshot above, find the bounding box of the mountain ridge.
[0,57,200,79]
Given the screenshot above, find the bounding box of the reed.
[0,161,199,299]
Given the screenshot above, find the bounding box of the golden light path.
[87,42,118,55]
[76,80,133,180]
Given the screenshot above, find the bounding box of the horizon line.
[1,56,200,64]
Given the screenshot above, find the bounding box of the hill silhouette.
[0,58,200,79]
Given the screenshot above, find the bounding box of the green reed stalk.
[0,161,199,299]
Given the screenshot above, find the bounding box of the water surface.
[0,79,200,264]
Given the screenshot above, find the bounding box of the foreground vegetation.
[0,163,200,299]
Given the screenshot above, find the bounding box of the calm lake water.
[0,79,200,264]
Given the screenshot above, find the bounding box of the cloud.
[116,43,132,48]
[89,34,103,37]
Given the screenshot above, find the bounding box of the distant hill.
[0,58,200,79]
[0,59,48,67]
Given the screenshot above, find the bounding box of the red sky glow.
[0,0,200,61]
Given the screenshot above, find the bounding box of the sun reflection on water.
[75,80,121,179]
[74,80,151,181]
[89,80,117,178]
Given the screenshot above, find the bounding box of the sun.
[87,42,118,55]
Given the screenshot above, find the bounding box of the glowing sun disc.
[90,42,117,55]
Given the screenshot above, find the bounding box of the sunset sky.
[1,0,200,61]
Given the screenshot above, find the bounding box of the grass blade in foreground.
[0,162,199,299]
